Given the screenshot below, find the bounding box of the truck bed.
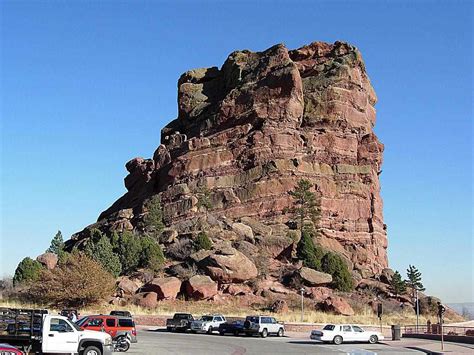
[0,308,47,341]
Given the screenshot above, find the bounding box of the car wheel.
[261,328,268,338]
[191,330,196,334]
[277,328,284,337]
[207,326,213,334]
[83,345,101,355]
[166,327,172,332]
[369,335,378,344]
[234,330,239,336]
[333,335,343,345]
[219,330,225,336]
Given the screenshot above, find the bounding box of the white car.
[190,314,226,334]
[310,324,384,345]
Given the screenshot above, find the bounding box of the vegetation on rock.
[27,252,115,308]
[111,231,165,274]
[142,195,164,238]
[195,232,212,251]
[288,179,321,233]
[13,257,43,286]
[321,252,353,292]
[84,229,122,277]
[296,230,324,271]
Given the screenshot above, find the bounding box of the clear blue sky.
[1,1,472,303]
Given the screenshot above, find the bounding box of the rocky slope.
[69,41,388,306]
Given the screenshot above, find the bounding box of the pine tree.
[46,231,64,255]
[289,179,321,234]
[13,257,43,286]
[390,270,407,296]
[406,265,425,301]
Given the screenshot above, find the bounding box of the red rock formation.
[71,40,388,276]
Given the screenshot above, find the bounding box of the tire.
[166,327,172,332]
[83,345,101,355]
[333,335,343,345]
[219,330,225,336]
[191,330,196,334]
[369,335,378,344]
[261,328,268,338]
[277,328,284,337]
[234,330,239,336]
[207,326,213,334]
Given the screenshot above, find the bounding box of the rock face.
[70,40,388,277]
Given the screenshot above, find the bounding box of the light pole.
[300,288,305,322]
[415,289,419,333]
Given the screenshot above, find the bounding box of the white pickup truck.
[0,308,113,354]
[190,314,226,334]
[243,316,285,338]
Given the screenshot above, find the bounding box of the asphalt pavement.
[128,327,424,354]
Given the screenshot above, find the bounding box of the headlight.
[104,335,112,346]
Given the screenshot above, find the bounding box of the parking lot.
[128,327,424,354]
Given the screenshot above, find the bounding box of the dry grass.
[0,299,442,326]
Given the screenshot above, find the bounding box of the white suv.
[190,314,226,334]
[243,316,284,338]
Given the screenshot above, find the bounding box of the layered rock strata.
[71,40,388,276]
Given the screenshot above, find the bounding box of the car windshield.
[69,320,83,331]
[201,316,213,321]
[323,324,335,331]
[76,317,88,327]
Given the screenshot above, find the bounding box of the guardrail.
[403,324,474,337]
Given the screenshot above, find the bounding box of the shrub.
[114,231,142,273]
[195,232,212,251]
[321,252,353,292]
[110,231,165,274]
[296,230,324,271]
[84,229,122,277]
[27,252,115,308]
[13,257,43,286]
[140,235,165,272]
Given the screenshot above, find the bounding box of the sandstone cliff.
[71,40,387,279]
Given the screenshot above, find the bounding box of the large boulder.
[307,286,333,302]
[134,292,158,309]
[299,267,332,286]
[201,246,258,283]
[36,253,58,270]
[231,223,254,242]
[142,277,181,300]
[319,296,355,316]
[185,275,218,300]
[117,276,142,295]
[240,217,272,237]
